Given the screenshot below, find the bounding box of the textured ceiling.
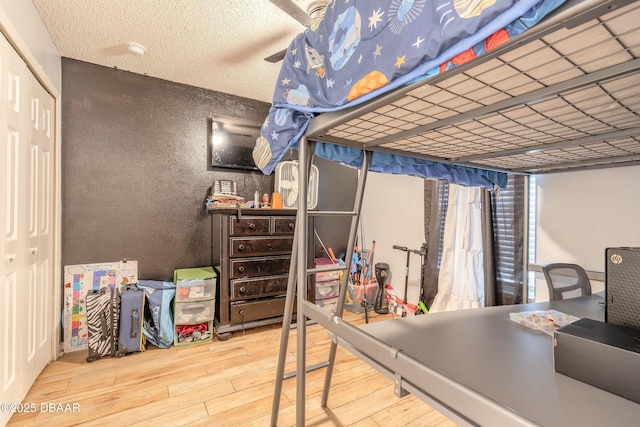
[32,0,314,103]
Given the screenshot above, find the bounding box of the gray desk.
[329,295,640,426]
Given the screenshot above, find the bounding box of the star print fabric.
[253,0,566,188]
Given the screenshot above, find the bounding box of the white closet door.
[0,31,55,423]
[1,31,25,412]
[24,64,55,389]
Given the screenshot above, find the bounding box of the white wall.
[360,165,640,306]
[360,172,425,307]
[0,1,61,92]
[534,165,640,300]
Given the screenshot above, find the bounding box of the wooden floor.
[8,310,456,426]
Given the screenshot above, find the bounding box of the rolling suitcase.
[86,287,120,363]
[115,285,146,356]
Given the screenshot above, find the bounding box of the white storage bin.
[175,299,216,324]
[314,258,341,282]
[175,278,216,302]
[315,279,340,299]
[315,296,338,313]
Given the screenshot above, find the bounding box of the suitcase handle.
[100,312,109,340]
[130,308,139,339]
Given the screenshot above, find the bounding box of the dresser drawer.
[273,217,296,234]
[230,275,288,300]
[229,256,291,278]
[229,216,270,235]
[230,298,294,323]
[230,236,293,257]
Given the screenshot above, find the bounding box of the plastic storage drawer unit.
[173,266,217,346]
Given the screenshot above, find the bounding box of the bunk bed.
[252,0,640,425]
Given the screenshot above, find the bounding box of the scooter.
[393,244,427,317]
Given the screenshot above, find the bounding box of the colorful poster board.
[63,260,138,352]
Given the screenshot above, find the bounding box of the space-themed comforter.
[253,0,567,189]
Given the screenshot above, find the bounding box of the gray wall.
[62,59,273,280]
[62,59,356,281]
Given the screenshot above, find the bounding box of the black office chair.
[542,263,592,301]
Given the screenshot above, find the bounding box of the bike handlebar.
[393,245,426,256]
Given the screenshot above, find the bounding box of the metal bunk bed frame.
[271,0,640,425]
[306,0,640,175]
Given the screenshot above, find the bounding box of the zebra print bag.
[86,287,120,363]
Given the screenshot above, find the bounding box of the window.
[423,175,527,307]
[491,175,526,305]
[527,175,537,302]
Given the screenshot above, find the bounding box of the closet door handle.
[7,253,16,262]
[30,247,38,254]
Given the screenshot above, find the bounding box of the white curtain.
[429,184,484,312]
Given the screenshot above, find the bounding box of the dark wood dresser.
[210,209,313,339]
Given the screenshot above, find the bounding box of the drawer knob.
[238,244,245,251]
[249,222,256,230]
[288,222,294,229]
[238,266,245,273]
[239,286,246,294]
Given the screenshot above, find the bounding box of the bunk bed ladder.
[271,137,372,427]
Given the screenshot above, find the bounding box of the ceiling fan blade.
[268,0,312,26]
[264,48,287,63]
